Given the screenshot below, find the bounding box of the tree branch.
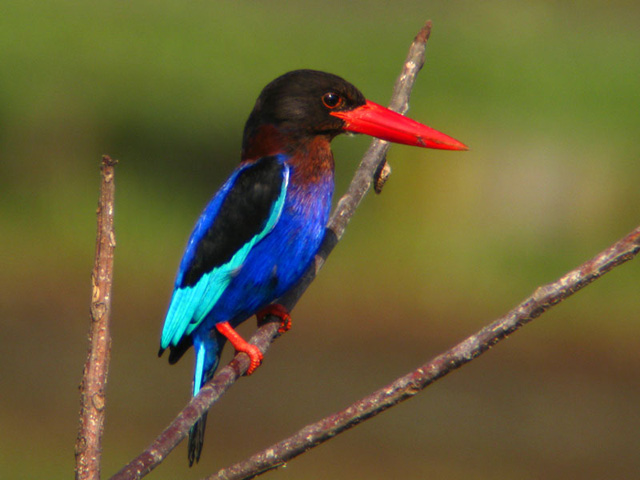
[76,155,118,480]
[110,20,435,480]
[207,224,640,480]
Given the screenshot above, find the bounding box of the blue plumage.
[162,151,333,384]
[161,156,291,352]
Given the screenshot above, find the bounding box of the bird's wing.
[160,155,290,349]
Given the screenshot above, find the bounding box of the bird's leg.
[215,321,263,375]
[256,303,292,334]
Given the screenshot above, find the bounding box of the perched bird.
[158,69,467,465]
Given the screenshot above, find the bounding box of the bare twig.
[110,20,435,480]
[76,155,118,480]
[208,225,640,480]
[374,19,432,193]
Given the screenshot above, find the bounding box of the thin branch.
[76,155,118,480]
[208,224,640,480]
[110,20,434,480]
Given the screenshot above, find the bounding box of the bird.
[158,69,467,465]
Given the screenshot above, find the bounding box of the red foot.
[215,321,263,375]
[257,303,292,334]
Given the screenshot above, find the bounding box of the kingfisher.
[158,69,467,465]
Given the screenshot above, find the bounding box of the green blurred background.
[2,1,639,478]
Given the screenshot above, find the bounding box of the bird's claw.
[240,344,263,375]
[257,303,292,334]
[216,321,264,375]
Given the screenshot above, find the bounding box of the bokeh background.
[2,1,639,479]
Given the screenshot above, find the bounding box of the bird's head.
[242,69,467,158]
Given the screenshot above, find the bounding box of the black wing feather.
[181,156,285,288]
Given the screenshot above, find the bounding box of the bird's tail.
[188,330,225,466]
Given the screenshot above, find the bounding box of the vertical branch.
[76,155,118,480]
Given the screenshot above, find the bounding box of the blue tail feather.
[188,329,225,466]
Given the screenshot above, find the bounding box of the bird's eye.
[322,92,343,109]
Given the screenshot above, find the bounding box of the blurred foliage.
[1,1,639,479]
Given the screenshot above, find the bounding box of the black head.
[241,69,468,159]
[243,69,367,145]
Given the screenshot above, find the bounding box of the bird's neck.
[241,124,288,161]
[287,135,335,187]
[241,124,335,184]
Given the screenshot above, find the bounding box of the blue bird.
[158,69,467,465]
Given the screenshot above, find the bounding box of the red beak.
[331,100,468,151]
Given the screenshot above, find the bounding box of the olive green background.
[1,1,639,479]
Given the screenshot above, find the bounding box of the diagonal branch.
[207,224,640,480]
[76,155,118,480]
[110,20,435,480]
